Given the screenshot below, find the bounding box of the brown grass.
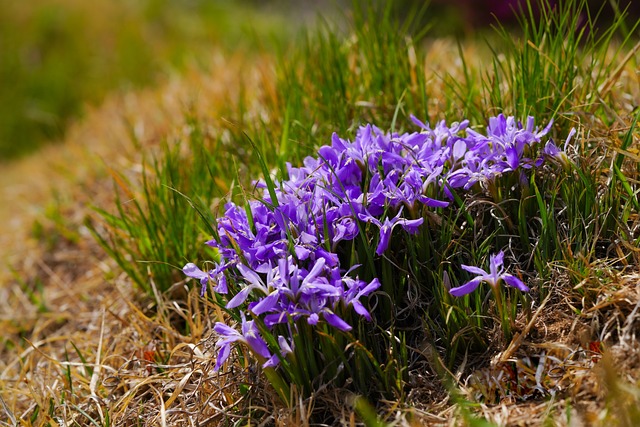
[0,50,278,426]
[1,40,639,426]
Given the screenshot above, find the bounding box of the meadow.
[1,1,639,425]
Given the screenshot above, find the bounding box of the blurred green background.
[0,0,312,161]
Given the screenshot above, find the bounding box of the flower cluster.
[184,114,559,371]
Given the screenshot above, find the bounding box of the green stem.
[262,367,291,407]
[491,283,511,342]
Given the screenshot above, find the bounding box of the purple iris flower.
[213,315,271,371]
[183,262,228,296]
[449,251,529,297]
[358,207,424,255]
[540,127,576,168]
[343,276,381,321]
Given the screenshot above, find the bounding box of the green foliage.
[86,117,238,294]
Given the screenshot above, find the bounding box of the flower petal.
[453,139,467,160]
[251,291,280,315]
[214,344,231,371]
[214,322,239,337]
[418,196,450,208]
[307,313,319,325]
[183,263,209,284]
[323,311,352,331]
[449,277,482,297]
[226,286,254,309]
[245,334,271,359]
[350,300,371,321]
[461,265,488,276]
[502,274,529,292]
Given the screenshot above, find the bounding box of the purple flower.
[343,277,381,321]
[183,113,566,372]
[183,262,228,296]
[540,127,576,168]
[449,251,529,297]
[213,315,271,371]
[358,208,424,255]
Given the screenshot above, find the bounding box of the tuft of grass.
[86,116,240,295]
[269,0,431,166]
[443,0,640,293]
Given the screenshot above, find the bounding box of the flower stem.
[491,283,511,342]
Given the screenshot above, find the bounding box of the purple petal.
[453,139,467,160]
[350,300,371,321]
[294,245,311,260]
[226,286,253,309]
[237,264,264,288]
[375,226,392,256]
[398,217,424,234]
[245,334,271,359]
[278,336,293,354]
[418,196,450,208]
[304,257,326,284]
[502,274,529,292]
[356,277,381,298]
[214,344,232,371]
[183,263,209,284]
[358,212,382,228]
[214,322,240,337]
[262,354,280,368]
[505,146,519,169]
[491,251,505,268]
[410,114,430,130]
[449,277,482,297]
[543,140,561,157]
[250,291,280,315]
[461,265,488,276]
[308,313,319,325]
[323,311,352,331]
[563,128,577,150]
[536,118,554,138]
[264,312,289,327]
[214,275,228,294]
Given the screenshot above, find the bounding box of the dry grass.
[0,50,279,426]
[1,39,639,426]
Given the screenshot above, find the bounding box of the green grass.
[89,0,640,422]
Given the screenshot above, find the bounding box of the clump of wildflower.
[183,114,566,378]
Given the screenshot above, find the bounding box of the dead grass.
[1,40,639,426]
[0,50,278,426]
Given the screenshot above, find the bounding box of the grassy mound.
[1,1,639,425]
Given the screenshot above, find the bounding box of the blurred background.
[0,0,329,160]
[1,0,637,161]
